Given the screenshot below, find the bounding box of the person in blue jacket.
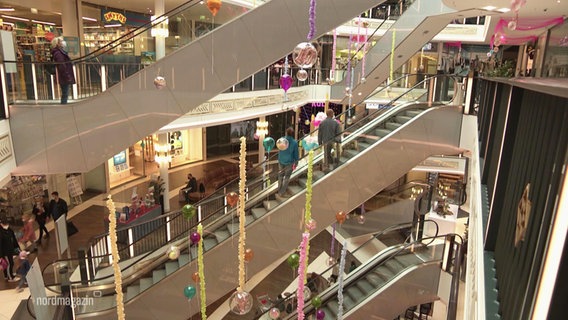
[277,127,299,198]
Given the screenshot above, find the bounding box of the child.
[19,214,37,252]
[16,250,30,292]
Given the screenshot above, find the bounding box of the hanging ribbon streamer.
[346,26,353,94]
[331,29,337,81]
[197,223,207,319]
[336,240,348,320]
[237,136,247,291]
[362,21,368,79]
[330,223,336,257]
[390,29,396,82]
[307,0,317,41]
[106,195,126,320]
[296,232,310,320]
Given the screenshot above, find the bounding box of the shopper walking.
[32,197,49,244]
[50,37,76,104]
[18,214,37,252]
[0,218,20,282]
[15,250,31,292]
[277,127,299,198]
[48,191,68,222]
[317,109,341,170]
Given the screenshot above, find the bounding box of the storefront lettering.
[104,12,127,24]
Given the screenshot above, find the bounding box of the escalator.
[281,232,462,320]
[36,75,463,319]
[329,0,487,106]
[8,0,384,175]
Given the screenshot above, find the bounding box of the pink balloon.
[280,74,293,92]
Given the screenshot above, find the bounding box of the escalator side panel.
[345,262,441,319]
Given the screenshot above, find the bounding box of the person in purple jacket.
[50,37,76,104]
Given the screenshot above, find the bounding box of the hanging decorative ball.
[154,76,166,89]
[315,308,326,320]
[357,215,366,224]
[487,51,492,58]
[190,231,201,244]
[279,74,293,92]
[192,271,200,283]
[184,285,197,300]
[346,118,353,125]
[344,87,350,93]
[276,137,289,151]
[182,204,196,220]
[494,37,502,47]
[226,191,239,207]
[207,0,222,16]
[229,290,253,315]
[287,253,300,269]
[335,211,347,224]
[493,46,499,53]
[305,219,317,231]
[304,119,310,126]
[244,248,254,263]
[268,307,281,319]
[292,42,318,69]
[263,137,276,153]
[311,295,322,309]
[360,77,366,84]
[296,69,308,82]
[326,257,335,267]
[167,245,180,260]
[508,20,517,30]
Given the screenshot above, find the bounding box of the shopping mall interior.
[0,0,566,319]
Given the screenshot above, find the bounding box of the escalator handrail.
[42,74,459,291]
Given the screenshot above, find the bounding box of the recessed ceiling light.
[497,8,511,13]
[1,15,30,22]
[0,8,15,12]
[82,16,97,22]
[482,6,497,11]
[32,19,55,26]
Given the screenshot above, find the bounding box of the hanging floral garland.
[330,29,337,83]
[105,195,126,320]
[307,0,317,41]
[336,240,348,319]
[303,151,315,282]
[197,223,207,319]
[296,232,310,320]
[390,29,396,82]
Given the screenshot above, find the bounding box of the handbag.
[67,221,79,237]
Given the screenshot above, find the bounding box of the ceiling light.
[32,20,55,26]
[497,8,511,13]
[30,8,38,14]
[1,15,30,22]
[0,8,15,12]
[104,24,122,28]
[82,16,97,22]
[482,6,497,11]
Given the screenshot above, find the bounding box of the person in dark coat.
[48,191,68,222]
[317,109,341,170]
[0,217,20,281]
[32,197,50,244]
[182,174,198,203]
[50,37,76,104]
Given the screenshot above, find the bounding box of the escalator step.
[152,269,166,283]
[313,171,326,180]
[342,293,357,310]
[298,178,307,188]
[346,285,365,302]
[227,215,255,234]
[375,128,392,138]
[165,261,179,276]
[126,284,140,301]
[139,277,153,292]
[365,273,386,287]
[263,200,279,210]
[396,115,413,123]
[357,141,371,149]
[322,306,335,320]
[287,184,304,195]
[386,122,401,131]
[203,238,217,251]
[384,259,405,274]
[344,149,358,159]
[373,266,395,278]
[215,230,231,243]
[394,253,423,267]
[178,253,190,266]
[327,300,339,316]
[251,207,268,220]
[355,279,376,296]
[405,110,422,117]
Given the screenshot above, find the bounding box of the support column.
[61,0,84,57]
[157,133,170,212]
[154,0,166,60]
[257,116,266,165]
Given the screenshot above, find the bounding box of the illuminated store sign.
[104,11,127,24]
